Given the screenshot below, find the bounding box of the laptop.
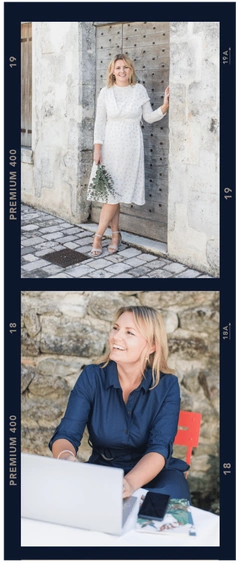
[21,453,138,535]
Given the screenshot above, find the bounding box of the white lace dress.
[87,83,166,205]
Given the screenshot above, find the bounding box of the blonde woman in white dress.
[87,53,170,256]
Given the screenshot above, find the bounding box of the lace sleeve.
[94,88,107,144]
[142,100,166,124]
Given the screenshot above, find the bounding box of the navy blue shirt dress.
[49,361,190,501]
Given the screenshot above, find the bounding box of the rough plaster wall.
[168,22,219,276]
[22,22,95,224]
[21,291,220,513]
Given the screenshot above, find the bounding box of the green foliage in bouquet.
[88,164,116,202]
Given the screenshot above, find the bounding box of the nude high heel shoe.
[90,233,103,257]
[108,231,122,254]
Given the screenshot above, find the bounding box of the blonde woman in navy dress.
[49,306,190,501]
[87,54,170,256]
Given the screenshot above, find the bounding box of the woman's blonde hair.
[96,306,173,388]
[106,53,137,88]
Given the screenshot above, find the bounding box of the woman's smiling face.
[113,59,131,85]
[109,311,149,366]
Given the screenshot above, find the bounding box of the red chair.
[174,411,202,473]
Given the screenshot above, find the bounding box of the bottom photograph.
[21,290,219,547]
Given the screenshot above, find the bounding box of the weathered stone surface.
[181,371,202,395]
[39,316,107,356]
[58,293,88,318]
[87,292,139,321]
[168,22,219,276]
[21,329,40,357]
[180,307,219,333]
[22,22,95,224]
[36,356,90,388]
[28,373,71,399]
[22,291,69,316]
[21,398,65,427]
[24,312,41,338]
[168,336,207,358]
[178,385,194,411]
[21,364,36,394]
[140,291,218,310]
[206,237,220,274]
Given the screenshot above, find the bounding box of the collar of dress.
[103,360,152,392]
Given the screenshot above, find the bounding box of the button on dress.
[87,84,166,205]
[49,362,190,501]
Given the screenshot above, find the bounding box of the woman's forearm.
[94,144,102,164]
[124,452,165,492]
[52,439,77,460]
[160,102,169,115]
[94,143,102,151]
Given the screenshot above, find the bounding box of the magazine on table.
[136,496,196,536]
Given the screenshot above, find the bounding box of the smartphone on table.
[138,492,170,521]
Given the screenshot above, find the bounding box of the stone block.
[23,254,39,262]
[24,312,41,338]
[21,329,40,357]
[105,263,132,274]
[206,237,219,276]
[170,40,200,84]
[149,291,219,311]
[21,398,65,428]
[177,269,201,278]
[79,117,95,151]
[21,237,45,247]
[187,151,218,195]
[119,248,142,258]
[180,306,219,333]
[188,80,218,119]
[86,269,113,278]
[170,22,189,39]
[181,371,204,394]
[168,83,187,123]
[179,386,194,411]
[39,315,107,356]
[87,292,138,321]
[58,294,87,318]
[187,192,219,238]
[168,336,207,359]
[21,364,36,394]
[28,373,71,399]
[193,22,219,59]
[36,356,89,387]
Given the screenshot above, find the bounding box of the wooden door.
[92,21,169,243]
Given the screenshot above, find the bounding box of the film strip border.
[17,560,221,564]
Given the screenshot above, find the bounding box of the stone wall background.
[168,22,219,276]
[22,22,94,224]
[21,291,220,514]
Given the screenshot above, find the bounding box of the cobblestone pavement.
[21,205,212,279]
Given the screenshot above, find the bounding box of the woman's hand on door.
[164,86,170,107]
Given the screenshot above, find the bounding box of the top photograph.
[21,21,219,279]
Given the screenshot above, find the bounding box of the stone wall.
[21,22,94,224]
[21,291,220,513]
[168,22,219,276]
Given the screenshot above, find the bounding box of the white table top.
[21,505,219,547]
